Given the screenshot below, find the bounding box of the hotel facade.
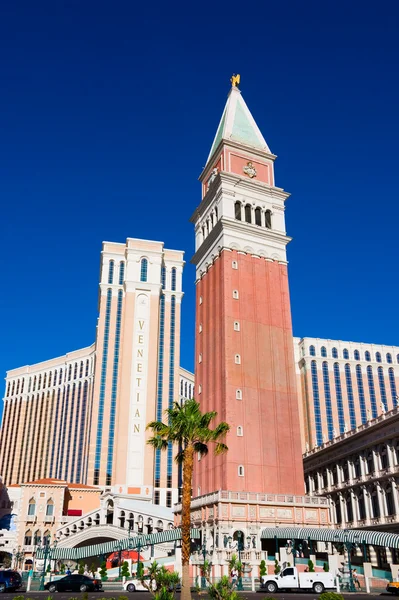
[0,238,192,509]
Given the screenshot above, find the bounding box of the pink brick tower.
[191,78,305,497]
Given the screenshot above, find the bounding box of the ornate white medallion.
[243,161,257,178]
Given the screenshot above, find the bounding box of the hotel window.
[33,376,36,391]
[140,258,148,282]
[171,267,177,291]
[232,260,238,269]
[343,348,349,360]
[355,365,367,423]
[108,260,114,284]
[255,207,262,226]
[166,491,172,508]
[332,347,338,359]
[233,290,239,299]
[68,365,72,381]
[58,369,63,384]
[236,389,242,400]
[367,366,378,418]
[184,382,188,397]
[234,321,240,331]
[154,491,160,505]
[199,296,203,305]
[48,372,52,387]
[397,354,399,364]
[237,426,243,436]
[378,367,388,411]
[38,375,41,390]
[344,364,356,429]
[238,465,244,476]
[119,261,125,285]
[11,381,15,396]
[235,354,241,364]
[6,382,10,397]
[365,351,371,362]
[28,378,31,393]
[309,345,316,356]
[387,353,393,364]
[245,204,252,223]
[198,354,202,363]
[79,361,83,378]
[199,324,202,333]
[46,500,54,516]
[321,346,327,358]
[85,360,89,377]
[27,498,36,516]
[24,530,32,546]
[322,362,334,440]
[376,352,382,363]
[354,349,360,361]
[73,363,78,379]
[265,210,272,229]
[389,368,397,407]
[235,201,242,220]
[311,360,322,446]
[16,380,20,394]
[180,381,183,395]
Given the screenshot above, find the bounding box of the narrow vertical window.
[365,351,371,362]
[322,362,334,440]
[171,268,177,291]
[343,348,349,360]
[245,204,252,223]
[321,346,327,357]
[378,366,388,411]
[333,363,345,434]
[234,321,240,331]
[332,347,338,359]
[344,364,356,429]
[140,258,148,282]
[238,465,244,476]
[235,201,242,220]
[355,365,367,423]
[85,360,89,377]
[233,290,239,299]
[236,389,242,400]
[235,354,241,364]
[376,352,382,363]
[237,426,243,436]
[265,210,272,229]
[232,260,238,269]
[309,345,316,356]
[119,261,125,285]
[367,366,378,418]
[387,353,393,364]
[108,260,114,284]
[389,368,397,407]
[255,207,261,226]
[161,265,166,289]
[354,350,360,361]
[311,360,323,446]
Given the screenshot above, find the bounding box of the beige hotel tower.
[0,238,190,508]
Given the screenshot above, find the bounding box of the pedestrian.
[231,567,238,585]
[66,567,71,576]
[352,569,361,590]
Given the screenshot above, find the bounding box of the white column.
[376,483,385,518]
[351,490,358,525]
[372,448,380,473]
[391,478,399,516]
[387,443,395,469]
[240,203,244,221]
[360,452,367,477]
[363,486,371,521]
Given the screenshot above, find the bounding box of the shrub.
[274,560,281,575]
[99,561,108,581]
[121,561,130,578]
[259,560,267,578]
[60,563,65,574]
[323,562,329,572]
[207,575,239,600]
[138,561,180,600]
[78,561,85,575]
[82,592,88,600]
[307,559,315,573]
[319,592,344,600]
[118,596,129,600]
[90,562,97,577]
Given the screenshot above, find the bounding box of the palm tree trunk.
[181,445,194,600]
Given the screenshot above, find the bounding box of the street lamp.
[199,535,212,589]
[38,535,57,591]
[13,546,25,570]
[334,530,359,592]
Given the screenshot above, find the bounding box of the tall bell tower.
[191,78,305,497]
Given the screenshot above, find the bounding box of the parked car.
[0,570,23,593]
[45,574,103,593]
[260,566,336,594]
[123,578,152,592]
[387,582,399,595]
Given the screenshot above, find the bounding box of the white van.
[261,566,336,594]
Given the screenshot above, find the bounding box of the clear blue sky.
[1,1,399,405]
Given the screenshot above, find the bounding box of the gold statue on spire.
[231,73,240,88]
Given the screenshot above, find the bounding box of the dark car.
[45,574,103,593]
[0,570,22,593]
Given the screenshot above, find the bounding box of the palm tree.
[147,399,230,600]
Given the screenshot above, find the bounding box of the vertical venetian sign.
[127,293,150,486]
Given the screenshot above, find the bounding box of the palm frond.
[214,442,229,455]
[147,437,169,451]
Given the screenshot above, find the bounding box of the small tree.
[90,562,97,577]
[99,561,108,581]
[78,561,85,575]
[274,559,281,575]
[208,576,239,600]
[307,559,315,573]
[139,561,180,600]
[60,563,65,574]
[136,561,144,579]
[121,561,130,578]
[46,564,51,573]
[323,562,329,572]
[259,560,267,578]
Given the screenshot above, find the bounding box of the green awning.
[260,527,399,549]
[36,528,200,560]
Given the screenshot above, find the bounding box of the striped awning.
[36,528,200,560]
[260,527,399,549]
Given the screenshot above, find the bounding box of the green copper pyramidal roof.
[207,86,271,164]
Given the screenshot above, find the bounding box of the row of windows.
[310,361,398,444]
[6,359,92,397]
[167,296,177,485]
[234,201,272,229]
[107,260,125,285]
[24,528,52,546]
[309,345,399,364]
[200,206,219,242]
[154,293,165,488]
[180,380,194,399]
[27,497,54,516]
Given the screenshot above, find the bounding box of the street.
[0,592,392,599]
